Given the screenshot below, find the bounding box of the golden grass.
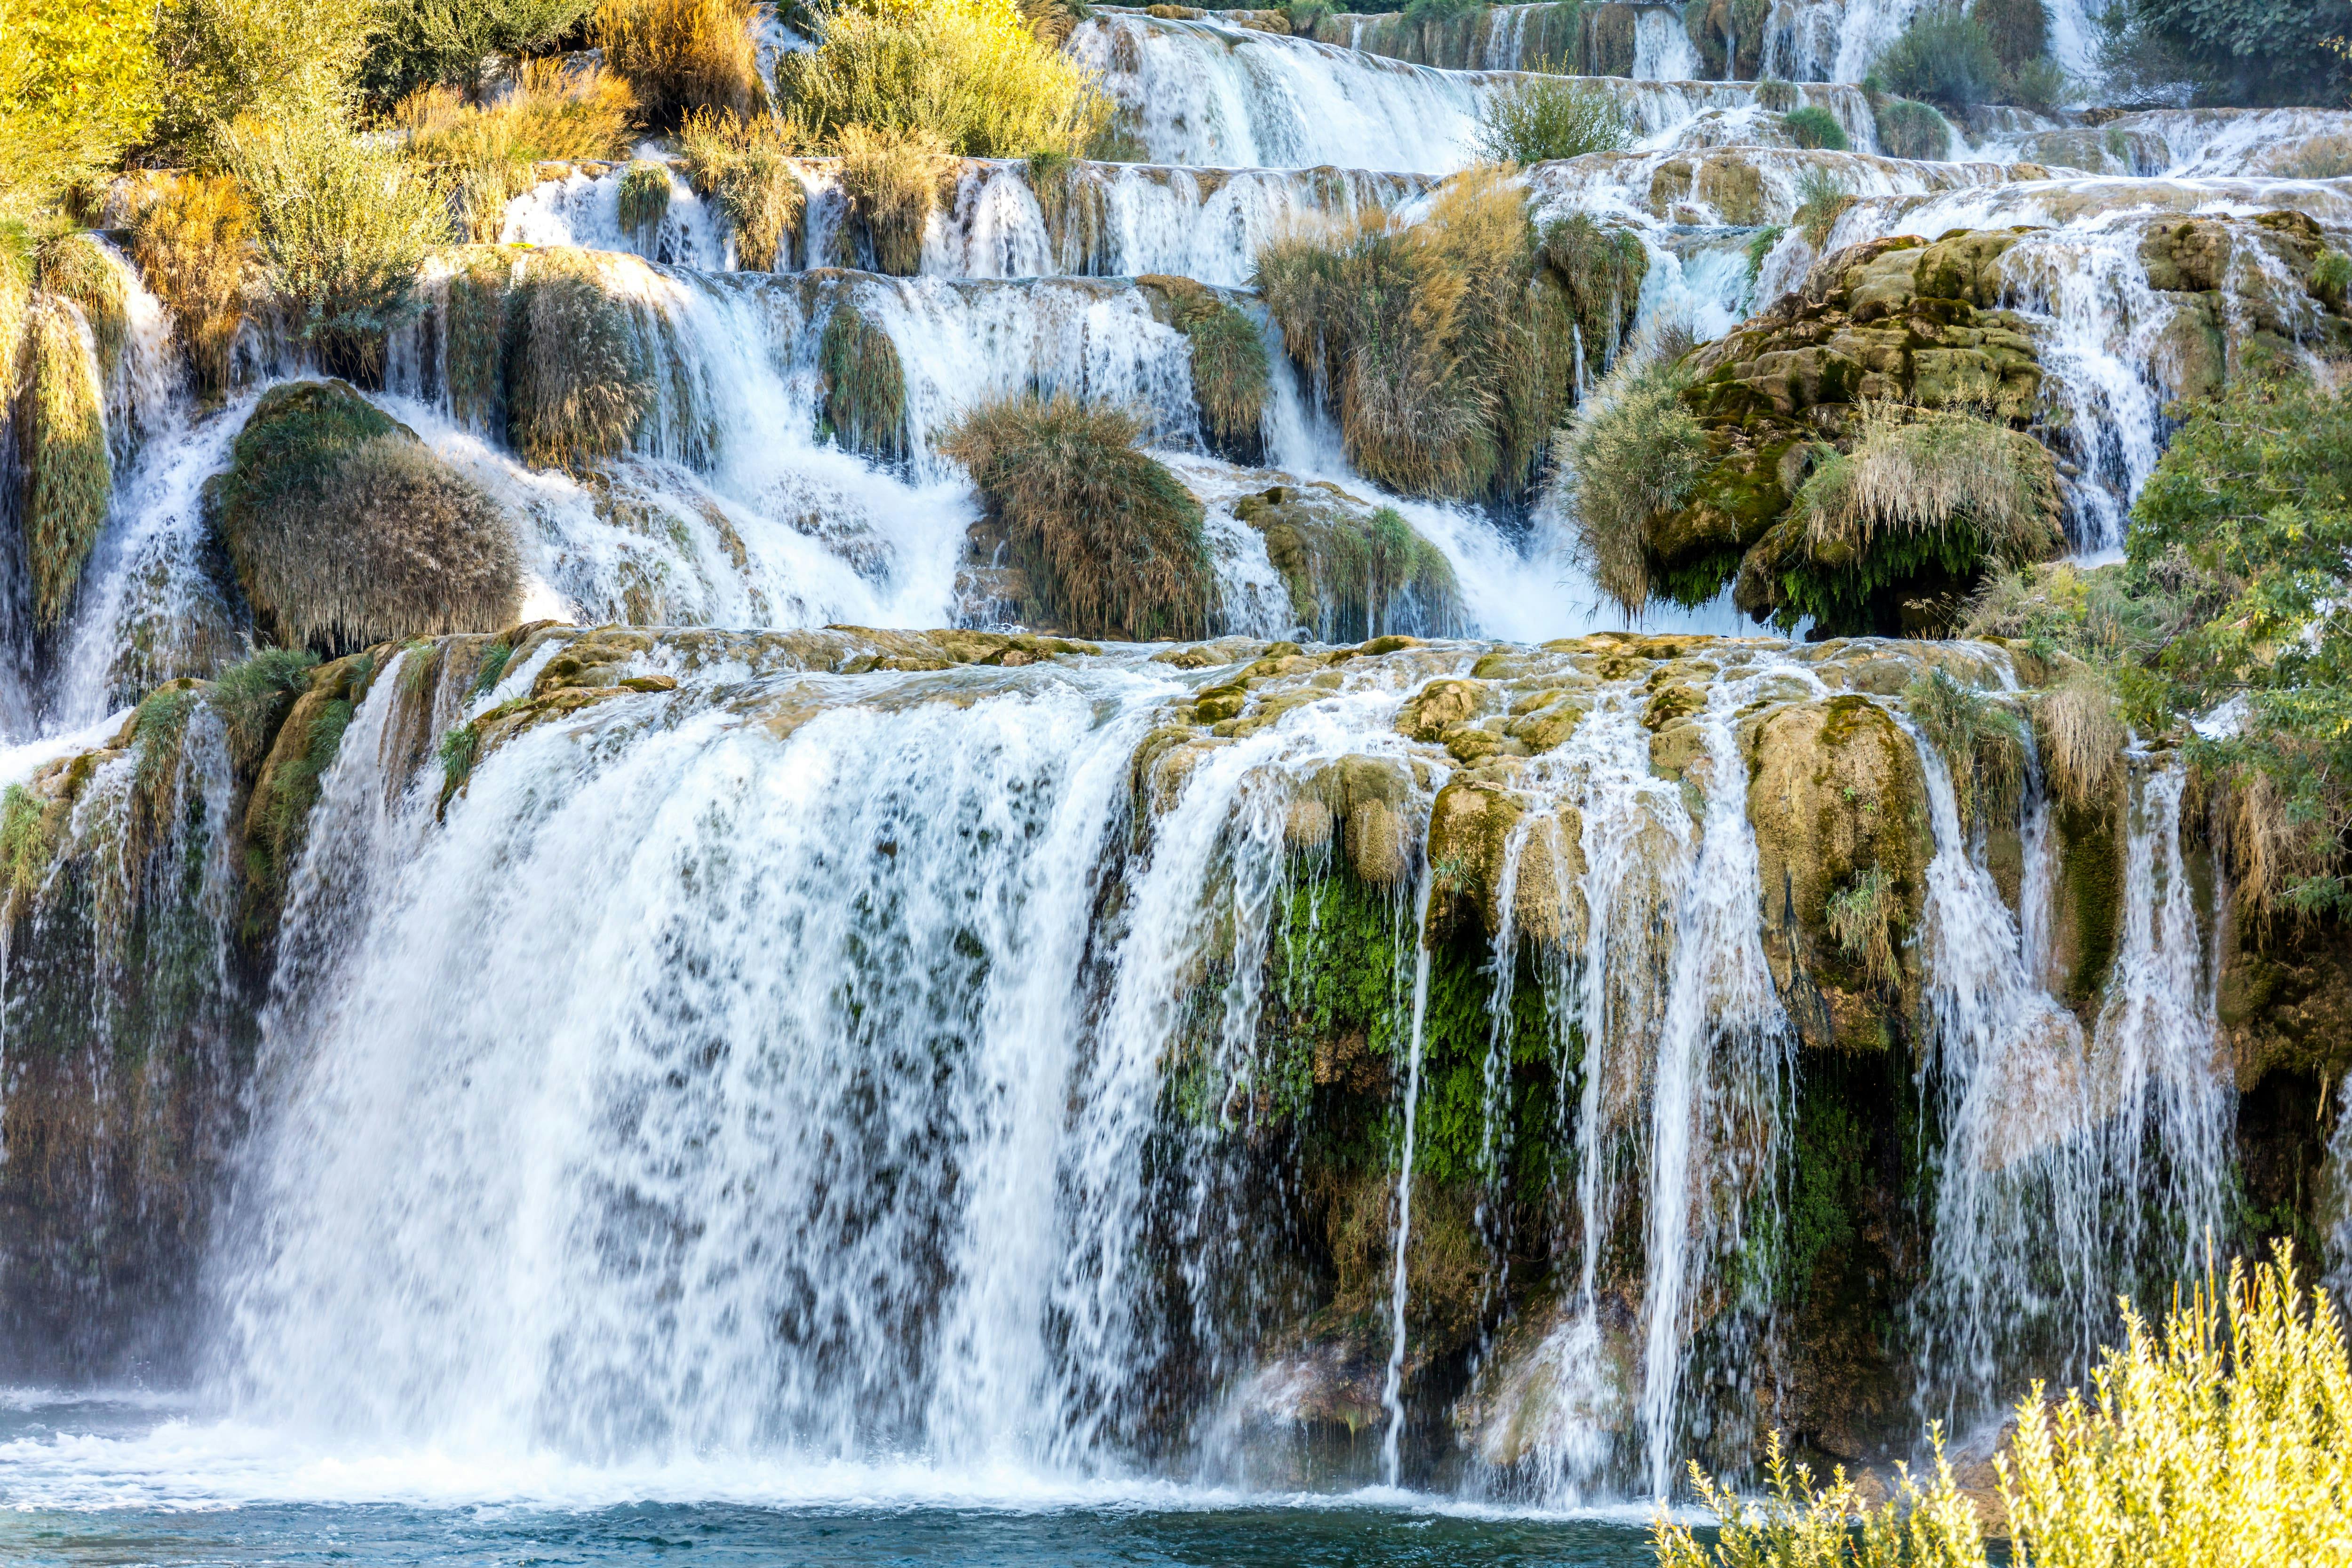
[2035,673,2124,815]
[1907,666,2026,835]
[399,61,638,241]
[834,121,943,276]
[0,237,27,410]
[594,0,766,127]
[21,294,111,631]
[778,0,1109,158]
[675,109,806,269]
[1825,865,1899,988]
[1137,273,1269,459]
[941,389,1211,641]
[297,436,522,645]
[34,233,127,377]
[129,174,254,397]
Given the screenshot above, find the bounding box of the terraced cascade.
[3,0,2352,1549]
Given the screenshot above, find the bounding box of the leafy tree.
[0,0,160,218]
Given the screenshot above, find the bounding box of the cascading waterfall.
[1379,863,1441,1486]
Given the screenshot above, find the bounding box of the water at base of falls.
[0,1392,1662,1566]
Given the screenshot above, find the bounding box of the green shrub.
[442,247,512,427]
[1868,4,2003,107]
[2311,248,2351,312]
[1748,405,2063,637]
[834,121,942,276]
[1402,0,1482,21]
[1139,273,1270,461]
[20,295,113,631]
[1538,211,1649,364]
[1553,345,1705,615]
[1744,222,1786,280]
[594,0,766,127]
[225,110,448,381]
[1780,104,1847,150]
[817,300,906,459]
[1825,866,1899,987]
[145,0,377,162]
[0,783,62,904]
[779,0,1109,158]
[942,390,1213,641]
[1754,76,1799,111]
[617,158,672,238]
[207,380,521,653]
[505,247,652,468]
[1873,95,1953,161]
[205,646,321,766]
[1282,0,1334,29]
[1255,500,1462,641]
[1472,74,1630,164]
[1792,164,1855,245]
[363,0,601,103]
[675,109,806,270]
[1256,167,1575,501]
[2005,54,2070,111]
[1970,0,2045,70]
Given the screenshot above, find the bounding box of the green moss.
[818,301,907,461]
[265,697,355,870]
[0,784,62,903]
[21,297,113,631]
[1538,213,1649,365]
[2053,795,2122,1009]
[35,232,128,376]
[1248,491,1464,641]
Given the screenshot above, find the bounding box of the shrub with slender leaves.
[1473,73,1631,164]
[1781,104,1847,150]
[1868,4,2003,107]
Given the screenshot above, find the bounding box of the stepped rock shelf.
[1,624,2329,1502]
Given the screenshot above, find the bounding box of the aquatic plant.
[675,109,805,270]
[818,300,906,459]
[942,390,1213,641]
[505,248,652,469]
[617,159,673,239]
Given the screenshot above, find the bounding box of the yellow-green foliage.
[942,390,1212,641]
[209,380,522,651]
[206,646,320,766]
[398,62,638,241]
[0,238,27,409]
[617,159,673,238]
[0,0,160,220]
[148,0,378,160]
[1539,211,1649,364]
[507,248,652,469]
[594,0,767,127]
[2036,673,2124,814]
[818,300,905,459]
[130,174,254,396]
[1139,273,1269,459]
[1793,164,1855,246]
[1553,346,1706,615]
[675,109,806,269]
[21,295,112,632]
[225,108,450,379]
[0,782,63,906]
[1654,1428,1986,1568]
[35,234,127,378]
[1256,166,1575,502]
[2000,1251,2352,1568]
[834,122,943,276]
[443,247,513,427]
[778,0,1110,158]
[1471,71,1630,164]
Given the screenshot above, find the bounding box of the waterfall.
[1378,863,1440,1486]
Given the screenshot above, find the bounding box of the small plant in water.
[1473,68,1631,163]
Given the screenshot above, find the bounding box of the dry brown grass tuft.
[942,389,1212,641]
[834,122,945,276]
[21,295,112,631]
[675,110,807,270]
[594,0,766,127]
[1255,166,1573,501]
[292,436,522,645]
[507,248,652,468]
[2035,673,2124,815]
[129,174,255,397]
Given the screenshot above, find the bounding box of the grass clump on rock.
[1538,212,1649,368]
[226,108,448,380]
[676,110,806,270]
[34,234,127,377]
[1741,404,2063,635]
[20,296,113,632]
[129,174,254,396]
[1792,164,1855,246]
[617,159,673,240]
[834,122,944,276]
[942,390,1212,641]
[1137,274,1270,461]
[206,380,521,653]
[1904,665,2026,832]
[1256,167,1577,503]
[506,248,652,469]
[1873,96,1953,161]
[1472,72,1631,164]
[1551,341,1708,615]
[398,62,637,241]
[1781,104,1848,150]
[818,300,906,459]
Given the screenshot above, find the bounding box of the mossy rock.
[1743,695,1935,1052]
[1233,482,1463,642]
